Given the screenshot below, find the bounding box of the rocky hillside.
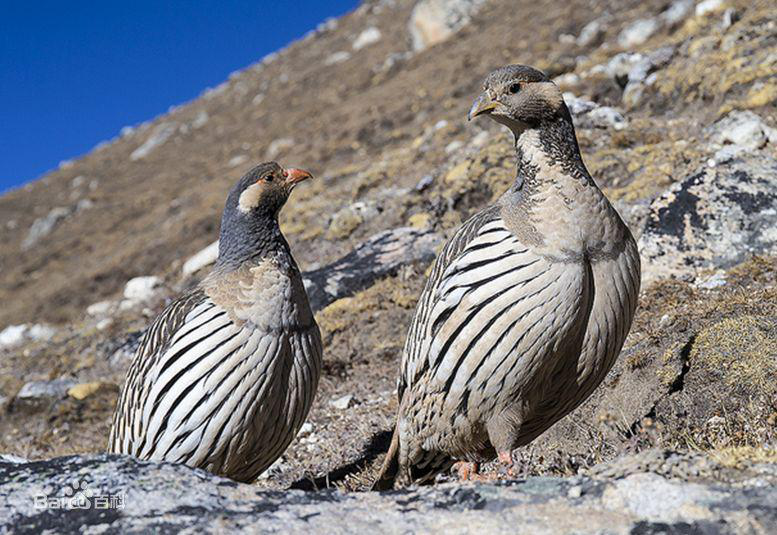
[0,0,775,530]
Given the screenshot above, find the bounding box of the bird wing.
[399,205,503,398]
[111,290,264,462]
[399,207,586,408]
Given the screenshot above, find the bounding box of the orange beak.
[283,167,313,186]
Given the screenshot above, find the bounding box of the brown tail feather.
[372,428,400,491]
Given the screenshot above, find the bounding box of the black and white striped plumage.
[109,162,322,482]
[374,65,640,489]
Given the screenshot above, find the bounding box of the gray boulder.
[639,152,777,285]
[0,453,773,533]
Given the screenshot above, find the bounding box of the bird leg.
[497,450,518,478]
[454,461,480,481]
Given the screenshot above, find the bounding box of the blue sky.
[0,0,360,192]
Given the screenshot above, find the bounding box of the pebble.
[352,27,381,50]
[617,18,659,48]
[182,241,220,276]
[329,394,354,410]
[123,276,161,303]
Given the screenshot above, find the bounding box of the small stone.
[27,324,55,342]
[299,423,313,435]
[444,140,464,154]
[191,111,209,129]
[622,82,645,108]
[586,107,628,130]
[409,0,485,51]
[251,93,265,106]
[445,161,470,183]
[15,378,77,411]
[228,155,249,168]
[617,18,659,48]
[695,271,727,289]
[70,176,86,189]
[711,111,769,150]
[328,206,364,239]
[576,19,604,47]
[67,382,116,401]
[96,318,114,331]
[433,120,449,131]
[0,325,28,348]
[567,485,583,499]
[123,276,161,303]
[660,0,694,26]
[87,301,116,317]
[408,213,432,229]
[352,27,381,51]
[182,241,220,276]
[696,0,726,17]
[23,207,73,249]
[470,131,489,148]
[266,138,294,159]
[130,122,177,161]
[329,394,354,410]
[415,175,434,191]
[563,93,598,116]
[325,51,351,65]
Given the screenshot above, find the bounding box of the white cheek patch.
[238,183,263,213]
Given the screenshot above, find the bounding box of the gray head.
[468,65,569,135]
[217,161,313,268]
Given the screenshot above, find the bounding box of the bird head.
[468,65,568,136]
[229,161,313,220]
[217,162,313,267]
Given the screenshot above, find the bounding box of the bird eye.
[264,174,274,182]
[509,83,521,94]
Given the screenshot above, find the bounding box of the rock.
[303,227,443,312]
[13,378,77,412]
[299,422,313,435]
[329,394,354,410]
[444,160,470,183]
[266,138,294,159]
[709,110,772,150]
[444,140,464,154]
[325,51,351,65]
[27,324,56,342]
[576,19,604,47]
[694,270,727,289]
[603,52,645,88]
[70,175,86,189]
[660,0,694,26]
[627,46,675,84]
[86,301,116,317]
[584,106,628,130]
[0,325,27,348]
[696,0,726,17]
[182,240,220,276]
[0,324,55,348]
[130,122,177,161]
[96,318,114,331]
[0,453,773,533]
[638,152,777,285]
[228,154,249,168]
[122,276,161,304]
[23,206,73,249]
[352,27,381,51]
[409,0,485,51]
[617,18,659,48]
[327,205,366,239]
[191,111,209,129]
[562,93,597,116]
[0,454,27,464]
[67,382,118,401]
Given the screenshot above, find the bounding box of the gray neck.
[215,209,291,271]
